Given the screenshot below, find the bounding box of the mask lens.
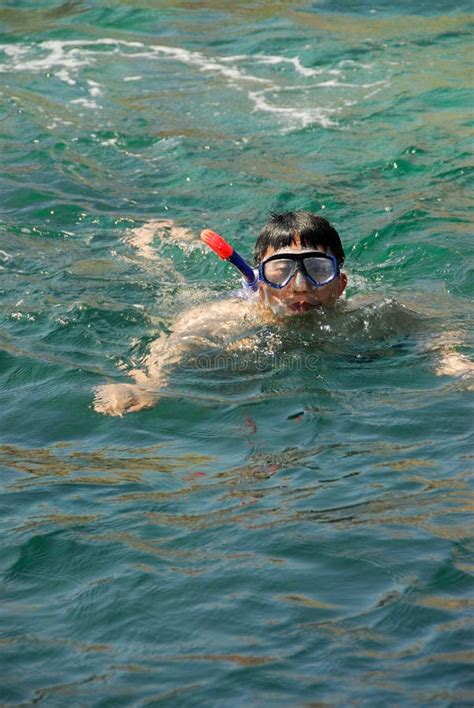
[304,255,336,284]
[263,258,295,286]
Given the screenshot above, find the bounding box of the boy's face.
[257,236,347,316]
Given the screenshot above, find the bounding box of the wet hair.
[254,211,345,266]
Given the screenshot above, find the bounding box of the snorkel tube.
[200,229,258,292]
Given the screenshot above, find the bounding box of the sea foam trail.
[0,39,384,131]
[0,39,273,84]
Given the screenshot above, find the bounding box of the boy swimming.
[93,211,472,416]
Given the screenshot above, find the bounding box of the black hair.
[254,211,345,266]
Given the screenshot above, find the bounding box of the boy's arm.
[430,331,474,384]
[125,219,195,260]
[413,325,473,385]
[436,352,473,380]
[93,298,249,416]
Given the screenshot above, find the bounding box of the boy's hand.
[436,352,474,387]
[93,383,156,417]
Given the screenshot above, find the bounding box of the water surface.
[0,0,473,704]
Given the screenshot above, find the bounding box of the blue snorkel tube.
[201,229,258,292]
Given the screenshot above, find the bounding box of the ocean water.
[1,1,473,705]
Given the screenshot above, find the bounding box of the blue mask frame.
[258,251,340,289]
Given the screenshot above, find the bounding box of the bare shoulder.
[172,297,255,338]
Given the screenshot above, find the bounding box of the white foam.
[360,80,388,89]
[0,40,91,73]
[248,89,337,129]
[147,44,272,84]
[0,38,383,132]
[70,97,100,110]
[55,69,76,85]
[87,79,102,97]
[314,80,353,88]
[1,44,29,60]
[222,53,340,79]
[338,59,373,69]
[0,39,273,87]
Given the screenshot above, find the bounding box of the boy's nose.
[291,269,309,292]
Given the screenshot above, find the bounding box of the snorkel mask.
[259,251,340,288]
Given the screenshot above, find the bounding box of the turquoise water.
[1,1,473,704]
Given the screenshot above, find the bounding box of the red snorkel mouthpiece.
[200,229,258,291]
[201,229,234,260]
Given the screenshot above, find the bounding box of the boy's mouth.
[288,300,316,313]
